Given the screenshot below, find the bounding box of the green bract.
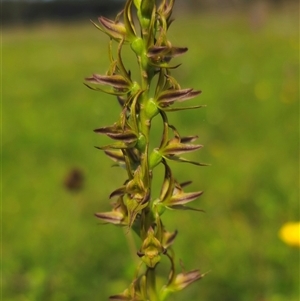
[86,0,207,300]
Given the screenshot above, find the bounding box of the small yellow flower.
[279,222,300,247]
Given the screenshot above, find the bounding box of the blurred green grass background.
[2,4,299,301]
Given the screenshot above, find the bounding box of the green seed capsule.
[149,149,162,169]
[145,98,159,119]
[131,82,141,95]
[153,200,166,216]
[136,133,147,151]
[131,37,145,56]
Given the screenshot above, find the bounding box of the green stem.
[137,6,161,301]
[146,267,160,301]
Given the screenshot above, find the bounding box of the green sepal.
[167,191,203,207]
[157,121,202,157]
[154,69,166,98]
[159,161,174,203]
[116,39,133,83]
[94,211,124,225]
[94,125,137,144]
[156,88,201,107]
[147,45,188,61]
[109,186,126,199]
[104,149,125,163]
[162,139,203,155]
[124,0,137,42]
[85,74,131,89]
[158,120,169,149]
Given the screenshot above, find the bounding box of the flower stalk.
[85,0,207,299]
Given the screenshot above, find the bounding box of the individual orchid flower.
[137,227,166,268]
[91,0,137,43]
[94,196,128,226]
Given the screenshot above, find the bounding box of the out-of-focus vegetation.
[1,0,124,25]
[2,3,299,301]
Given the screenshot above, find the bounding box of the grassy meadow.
[2,4,299,301]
